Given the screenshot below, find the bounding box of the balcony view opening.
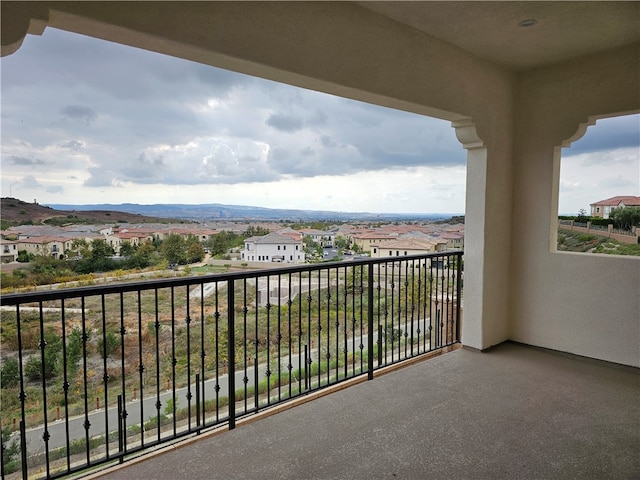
[557,113,640,255]
[1,27,467,479]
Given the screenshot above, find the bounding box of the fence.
[0,251,462,479]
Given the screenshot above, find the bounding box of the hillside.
[45,202,458,222]
[557,228,640,256]
[0,198,185,228]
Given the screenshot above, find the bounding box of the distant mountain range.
[45,202,460,222]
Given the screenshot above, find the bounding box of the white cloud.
[1,27,638,216]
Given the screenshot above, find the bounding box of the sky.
[1,28,638,216]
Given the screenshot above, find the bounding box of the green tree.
[24,330,62,381]
[243,225,270,237]
[609,206,640,231]
[16,249,32,262]
[186,240,205,264]
[160,234,187,265]
[98,330,120,359]
[119,241,136,258]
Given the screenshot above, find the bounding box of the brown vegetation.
[1,197,181,226]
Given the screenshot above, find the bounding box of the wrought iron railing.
[0,251,462,479]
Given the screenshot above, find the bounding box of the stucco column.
[454,119,511,350]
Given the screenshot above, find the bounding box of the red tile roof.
[590,196,640,207]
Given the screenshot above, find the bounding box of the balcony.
[0,252,462,479]
[91,341,639,480]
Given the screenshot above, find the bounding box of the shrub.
[98,331,120,359]
[1,358,20,388]
[1,427,20,474]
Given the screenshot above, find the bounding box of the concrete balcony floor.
[91,342,639,480]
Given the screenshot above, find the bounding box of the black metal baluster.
[214,284,220,422]
[117,395,123,462]
[358,264,364,374]
[297,272,303,393]
[307,274,312,390]
[118,293,127,455]
[37,302,51,477]
[133,291,140,447]
[338,268,347,382]
[170,287,177,435]
[79,296,91,464]
[195,373,201,428]
[277,275,282,401]
[254,280,259,411]
[456,252,463,343]
[228,279,236,430]
[185,285,192,431]
[265,275,271,405]
[440,256,446,348]
[287,272,293,399]
[199,284,206,427]
[243,279,249,413]
[429,258,435,351]
[60,299,71,472]
[99,295,110,459]
[367,263,375,380]
[325,269,331,385]
[154,289,161,445]
[12,304,27,479]
[344,266,349,379]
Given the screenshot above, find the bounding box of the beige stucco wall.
[511,44,640,367]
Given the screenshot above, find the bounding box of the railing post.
[367,263,374,380]
[227,279,236,430]
[456,252,462,343]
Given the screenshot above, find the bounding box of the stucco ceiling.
[356,1,640,70]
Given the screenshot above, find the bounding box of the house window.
[3,247,9,253]
[373,248,377,254]
[278,245,281,250]
[290,255,293,261]
[389,251,392,256]
[283,245,286,250]
[295,245,299,250]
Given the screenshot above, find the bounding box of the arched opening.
[556,113,640,254]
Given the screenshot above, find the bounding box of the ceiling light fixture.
[518,19,538,27]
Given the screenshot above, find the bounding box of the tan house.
[0,239,19,262]
[589,196,640,219]
[17,236,71,259]
[351,231,397,252]
[371,239,437,259]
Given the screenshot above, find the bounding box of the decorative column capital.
[452,118,484,150]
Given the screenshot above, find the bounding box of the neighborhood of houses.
[2,194,638,266]
[0,220,465,265]
[589,195,640,219]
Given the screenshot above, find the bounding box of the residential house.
[241,232,304,263]
[0,239,19,262]
[439,231,465,251]
[17,236,70,259]
[370,238,437,259]
[589,195,640,219]
[351,231,397,253]
[299,228,335,247]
